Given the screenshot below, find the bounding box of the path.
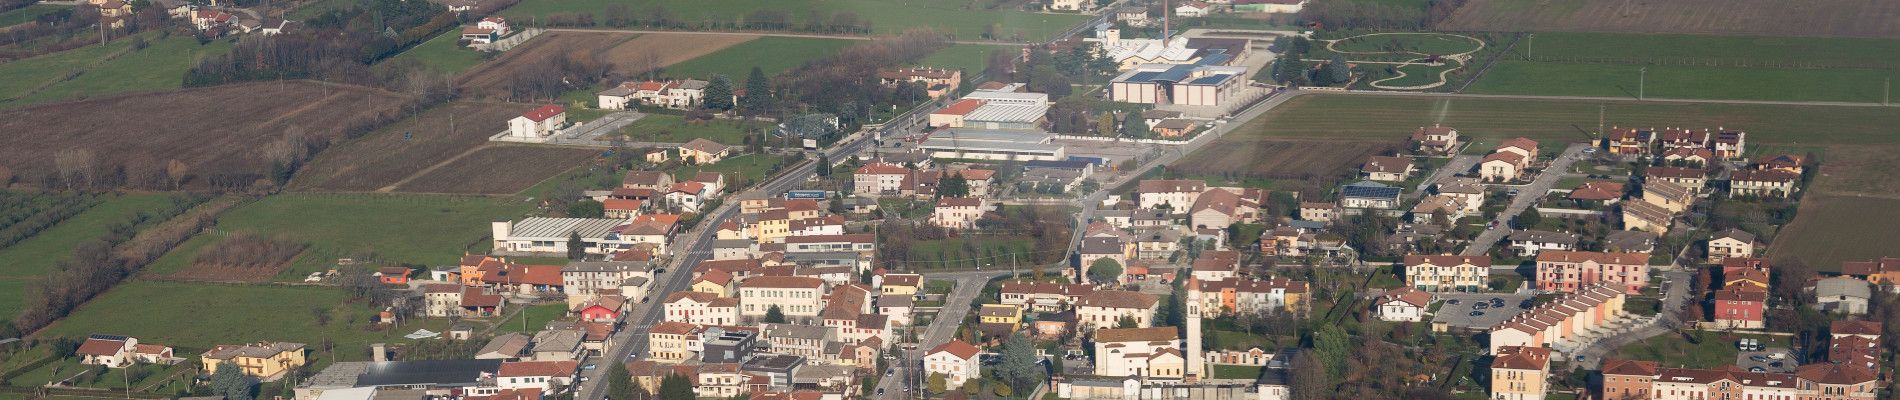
[1318,32,1486,90]
[1462,143,1587,256]
[876,271,1003,398]
[544,28,1030,46]
[1570,269,1692,369]
[1406,154,1478,201]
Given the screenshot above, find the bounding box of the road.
[1570,269,1692,369]
[1461,143,1587,256]
[547,28,1040,46]
[1337,89,1900,108]
[876,271,1005,398]
[1406,154,1478,201]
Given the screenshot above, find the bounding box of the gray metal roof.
[352,359,503,387]
[509,218,625,240]
[920,138,1065,155]
[963,104,1048,124]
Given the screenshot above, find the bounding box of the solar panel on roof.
[1342,184,1401,199]
[1189,75,1230,85]
[1125,71,1160,83]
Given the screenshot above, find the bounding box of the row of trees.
[540,6,874,34]
[12,195,205,332]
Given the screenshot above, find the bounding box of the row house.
[1645,167,1708,192]
[596,79,708,110]
[1642,180,1695,213]
[1601,126,1747,160]
[852,163,943,198]
[1622,200,1675,234]
[1189,187,1267,229]
[1730,169,1800,198]
[998,282,1096,312]
[1661,147,1714,166]
[761,323,833,359]
[1600,359,1876,400]
[1535,250,1650,294]
[1403,255,1491,293]
[1487,284,1626,353]
[664,291,740,326]
[1190,276,1309,317]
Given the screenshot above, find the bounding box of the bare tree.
[53,148,95,190]
[165,159,189,189]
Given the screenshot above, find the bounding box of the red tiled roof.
[603,198,642,211]
[1490,346,1550,370]
[77,338,127,356]
[929,340,981,359]
[521,104,565,122]
[1536,250,1647,266]
[1403,255,1491,268]
[935,99,985,116]
[739,276,824,289]
[1832,320,1883,337]
[1568,181,1625,201]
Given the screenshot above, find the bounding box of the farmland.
[1434,0,1900,38]
[662,36,856,80]
[1225,94,1900,146]
[497,0,1092,41]
[0,193,181,279]
[293,101,538,192]
[618,113,755,145]
[671,153,793,187]
[0,81,413,189]
[1767,196,1900,272]
[392,145,602,194]
[0,32,231,109]
[0,5,64,27]
[187,193,530,280]
[385,29,492,75]
[456,31,757,99]
[1465,33,1900,102]
[1174,139,1402,181]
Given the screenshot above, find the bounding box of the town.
[0,0,1896,398]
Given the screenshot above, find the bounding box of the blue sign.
[785,190,827,200]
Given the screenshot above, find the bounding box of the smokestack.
[1163,0,1171,43]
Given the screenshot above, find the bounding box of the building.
[1489,346,1551,400]
[678,138,731,165]
[1480,151,1527,182]
[78,335,174,368]
[1339,181,1401,210]
[1730,169,1800,198]
[1076,290,1160,330]
[508,105,567,139]
[978,304,1023,326]
[492,217,673,257]
[878,67,961,98]
[1507,230,1580,257]
[202,342,307,381]
[1812,276,1872,315]
[1190,276,1309,316]
[1298,202,1337,222]
[1535,251,1649,294]
[1361,155,1415,182]
[1109,64,1248,106]
[1841,257,1900,288]
[1091,327,1185,378]
[928,98,984,128]
[998,282,1095,312]
[1373,288,1432,322]
[1598,359,1659,399]
[1706,229,1757,264]
[917,129,1066,161]
[1137,179,1207,210]
[1403,255,1491,292]
[1175,0,1211,17]
[1646,167,1708,192]
[597,80,709,110]
[1408,195,1468,224]
[665,291,740,326]
[738,276,826,318]
[930,197,989,229]
[1410,125,1459,154]
[1601,360,1874,400]
[496,360,578,395]
[1641,179,1695,213]
[1189,187,1265,229]
[647,321,700,362]
[1487,285,1626,353]
[1621,200,1674,234]
[923,340,981,389]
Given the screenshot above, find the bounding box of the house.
[663,182,709,213]
[1641,179,1694,213]
[1621,200,1673,234]
[1661,147,1714,166]
[461,26,499,44]
[998,282,1096,312]
[941,168,996,198]
[1410,125,1459,154]
[496,360,578,395]
[1298,202,1336,222]
[1189,276,1310,316]
[476,333,532,360]
[192,9,236,31]
[1480,151,1527,182]
[621,170,675,191]
[1757,153,1807,174]
[529,329,583,361]
[1373,288,1432,322]
[1151,118,1198,137]
[1603,230,1657,254]
[1175,0,1212,17]
[852,163,910,195]
[1361,155,1415,182]
[1050,0,1094,11]
[423,284,506,318]
[508,105,567,139]
[1495,137,1539,160]
[1189,188,1264,229]
[1507,230,1580,257]
[877,67,961,98]
[1711,286,1766,329]
[1645,167,1708,192]
[930,197,988,229]
[1812,276,1872,315]
[377,266,412,285]
[1567,181,1625,205]
[678,138,731,165]
[1706,229,1757,264]
[1730,169,1799,198]
[1408,195,1467,224]
[877,273,923,296]
[1487,284,1627,352]
[1598,359,1659,399]
[573,297,625,323]
[1434,177,1485,213]
[478,16,511,36]
[923,340,981,389]
[665,291,740,326]
[1489,346,1551,400]
[1137,179,1206,210]
[647,321,701,362]
[1403,255,1490,292]
[1078,237,1131,279]
[739,276,826,318]
[978,304,1024,326]
[77,335,139,368]
[597,79,709,110]
[1076,290,1160,330]
[1338,181,1401,210]
[1092,327,1184,378]
[1116,7,1152,26]
[1712,129,1747,160]
[1534,251,1649,294]
[1840,257,1900,288]
[1141,109,1183,127]
[201,342,307,381]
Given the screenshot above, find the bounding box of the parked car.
[1469,311,1484,317]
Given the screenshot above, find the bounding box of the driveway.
[1407,154,1479,200]
[1462,143,1588,256]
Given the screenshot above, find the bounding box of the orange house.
[378,267,412,285]
[460,254,505,286]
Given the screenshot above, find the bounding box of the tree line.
[528,6,873,34]
[11,194,208,332]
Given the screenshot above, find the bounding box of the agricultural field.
[1228,94,1900,146]
[618,113,755,145]
[1466,33,1900,102]
[384,29,492,76]
[392,145,602,194]
[293,101,538,192]
[0,32,230,109]
[0,193,180,279]
[498,0,1091,41]
[1174,139,1402,181]
[1767,196,1900,272]
[0,5,65,27]
[457,31,756,99]
[179,193,530,280]
[662,36,856,81]
[0,81,413,189]
[915,43,1011,77]
[1434,0,1900,38]
[39,280,455,369]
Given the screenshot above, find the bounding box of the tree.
[816,153,831,177]
[608,360,636,400]
[1516,207,1543,229]
[1290,351,1328,400]
[657,373,695,400]
[764,305,787,323]
[1321,55,1351,85]
[995,333,1041,390]
[1119,114,1149,138]
[703,74,735,111]
[1087,257,1122,284]
[1116,315,1139,328]
[1313,324,1349,380]
[209,362,254,400]
[1096,113,1116,135]
[927,372,948,393]
[567,232,585,260]
[939,172,969,198]
[740,67,772,116]
[567,199,605,218]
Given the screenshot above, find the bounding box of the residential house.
[561,261,646,300]
[496,361,578,395]
[508,105,567,139]
[878,294,915,326]
[477,16,510,36]
[663,182,709,213]
[621,170,675,191]
[1661,147,1714,167]
[1050,0,1095,11]
[1598,359,1659,399]
[1410,125,1459,154]
[678,138,731,165]
[930,197,988,229]
[1730,169,1799,198]
[1338,181,1401,210]
[1706,229,1757,264]
[1092,327,1185,378]
[1534,251,1649,294]
[665,291,740,326]
[476,333,531,360]
[1757,153,1807,174]
[877,67,961,98]
[1361,155,1415,182]
[1298,202,1337,222]
[1435,177,1486,213]
[1712,286,1767,329]
[529,329,583,361]
[1621,200,1673,234]
[1603,127,1654,157]
[423,284,505,318]
[1603,230,1657,254]
[1480,151,1527,182]
[1373,288,1432,322]
[603,198,643,219]
[1191,276,1310,316]
[852,163,910,195]
[1408,195,1467,224]
[1403,255,1490,292]
[1490,346,1551,400]
[1641,179,1694,213]
[1812,276,1872,315]
[1076,290,1160,330]
[1189,187,1264,229]
[998,282,1095,312]
[1792,363,1879,400]
[1174,0,1211,17]
[1507,230,1580,257]
[1495,137,1539,161]
[1567,181,1625,205]
[877,273,923,296]
[1645,167,1708,192]
[1840,257,1900,288]
[978,304,1023,326]
[201,342,307,381]
[647,321,701,362]
[738,276,826,318]
[1137,179,1206,210]
[1078,237,1131,279]
[1487,285,1627,352]
[923,340,981,389]
[77,335,143,368]
[1712,129,1746,160]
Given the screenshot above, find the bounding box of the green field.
[619,113,754,144]
[915,43,1011,78]
[205,193,531,279]
[384,29,490,76]
[1612,331,1785,369]
[903,235,1035,270]
[287,0,358,20]
[41,280,452,368]
[493,303,567,334]
[663,37,856,80]
[11,35,233,107]
[0,193,179,279]
[1232,94,1900,146]
[1329,32,1484,55]
[0,278,28,324]
[672,153,789,187]
[1211,364,1265,379]
[0,35,143,106]
[0,4,65,27]
[7,357,189,392]
[1468,32,1900,102]
[499,0,1091,41]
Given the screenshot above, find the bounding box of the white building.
[737,276,826,318]
[1110,64,1248,106]
[1373,287,1432,322]
[492,217,672,257]
[929,197,989,229]
[664,291,740,326]
[1136,179,1206,210]
[924,340,981,389]
[918,129,1066,161]
[508,105,567,139]
[1092,327,1185,378]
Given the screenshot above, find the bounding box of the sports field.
[662,36,856,80]
[1466,33,1900,102]
[203,193,530,280]
[498,0,1091,41]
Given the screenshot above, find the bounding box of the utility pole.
[1527,33,1534,60]
[1885,78,1890,106]
[1638,67,1646,100]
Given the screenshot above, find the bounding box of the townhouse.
[1535,250,1650,294]
[1487,285,1626,353]
[1403,255,1491,293]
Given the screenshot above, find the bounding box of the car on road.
[876,389,885,396]
[583,363,597,370]
[1583,148,1597,154]
[886,368,895,377]
[1447,299,1460,305]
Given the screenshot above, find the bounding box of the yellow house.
[880,274,921,296]
[1489,346,1550,400]
[691,272,732,297]
[678,138,731,165]
[978,304,1023,326]
[200,342,307,381]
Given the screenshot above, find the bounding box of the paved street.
[1462,143,1588,256]
[1407,154,1478,200]
[877,271,1004,398]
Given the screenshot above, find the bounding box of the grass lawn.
[206,193,532,280]
[620,113,754,144]
[671,153,789,187]
[286,0,357,20]
[0,278,30,323]
[0,193,180,279]
[1469,32,1900,102]
[383,29,490,76]
[662,36,855,80]
[1209,329,1280,350]
[41,280,454,369]
[500,0,1091,41]
[12,34,233,107]
[492,303,568,334]
[6,357,187,392]
[923,280,956,295]
[0,4,65,27]
[1330,32,1484,55]
[904,235,1035,270]
[0,34,143,106]
[1611,331,1786,369]
[1234,93,1900,146]
[1211,364,1264,380]
[916,43,1011,77]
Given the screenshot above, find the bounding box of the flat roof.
[353,359,504,387]
[928,129,1054,143]
[508,218,624,240]
[964,104,1048,123]
[920,138,1065,154]
[964,91,1049,103]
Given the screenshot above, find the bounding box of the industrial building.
[1110,64,1248,106]
[918,130,1067,161]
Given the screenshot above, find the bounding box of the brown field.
[392,145,599,194]
[457,31,757,99]
[1174,139,1403,181]
[291,101,537,192]
[1436,0,1900,38]
[1764,144,1900,271]
[0,81,411,188]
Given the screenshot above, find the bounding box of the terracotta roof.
[784,234,875,244]
[1731,169,1798,183]
[882,273,921,287]
[928,340,981,359]
[856,162,909,175]
[1645,166,1705,180]
[1713,287,1766,302]
[934,99,985,116]
[603,198,642,211]
[1376,287,1432,308]
[521,104,565,122]
[1077,290,1159,310]
[1403,255,1491,268]
[622,171,670,187]
[498,360,578,377]
[652,321,699,335]
[77,337,127,356]
[1600,358,1659,376]
[1497,137,1538,153]
[1568,181,1625,201]
[1841,257,1900,276]
[937,197,983,208]
[1643,179,1692,201]
[1796,363,1877,385]
[1362,155,1413,174]
[462,287,503,307]
[667,291,723,303]
[1490,346,1550,370]
[943,168,995,180]
[1094,327,1178,343]
[1482,151,1525,165]
[1832,320,1883,337]
[1137,179,1206,194]
[1536,250,1647,266]
[739,276,824,289]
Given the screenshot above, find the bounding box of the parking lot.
[1737,347,1798,373]
[1430,293,1536,330]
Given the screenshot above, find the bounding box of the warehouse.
[918,130,1067,161]
[1110,64,1248,106]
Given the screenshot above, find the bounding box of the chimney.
[371,343,387,362]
